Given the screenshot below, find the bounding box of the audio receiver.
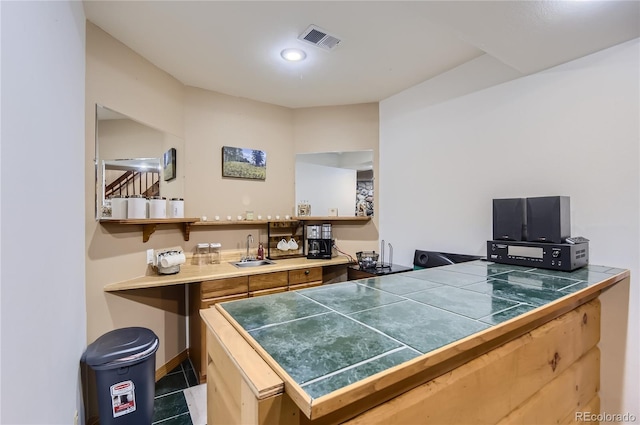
[487,240,588,272]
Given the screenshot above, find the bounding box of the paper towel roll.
[160,252,186,268]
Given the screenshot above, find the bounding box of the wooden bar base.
[202,296,605,425]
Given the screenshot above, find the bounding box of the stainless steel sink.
[232,259,276,268]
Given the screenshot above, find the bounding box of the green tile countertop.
[218,261,627,400]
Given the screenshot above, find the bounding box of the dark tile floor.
[152,358,199,425]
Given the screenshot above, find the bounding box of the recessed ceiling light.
[280,48,306,62]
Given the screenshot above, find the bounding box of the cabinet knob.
[304,270,310,275]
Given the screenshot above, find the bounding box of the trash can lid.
[84,327,158,367]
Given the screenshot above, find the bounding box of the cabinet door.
[248,271,288,292]
[201,276,248,299]
[289,267,322,286]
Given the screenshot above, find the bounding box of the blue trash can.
[83,327,159,425]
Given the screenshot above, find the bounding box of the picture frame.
[222,146,266,180]
[163,148,176,181]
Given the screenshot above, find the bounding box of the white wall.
[295,162,356,217]
[380,39,639,417]
[1,1,86,424]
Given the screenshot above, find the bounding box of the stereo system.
[487,240,588,272]
[488,196,588,271]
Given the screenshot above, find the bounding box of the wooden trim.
[201,307,283,399]
[155,349,189,382]
[250,287,288,297]
[289,281,322,291]
[100,218,200,242]
[214,305,313,417]
[192,216,371,227]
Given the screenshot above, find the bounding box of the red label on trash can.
[110,380,136,418]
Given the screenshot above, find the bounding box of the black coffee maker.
[306,223,333,259]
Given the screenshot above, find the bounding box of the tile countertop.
[217,260,628,400]
[103,255,353,292]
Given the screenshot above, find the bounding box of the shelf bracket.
[142,224,157,243]
[182,223,192,241]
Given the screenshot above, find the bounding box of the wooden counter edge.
[211,269,629,421]
[200,307,284,399]
[104,256,354,292]
[213,304,314,418]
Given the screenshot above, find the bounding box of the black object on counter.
[413,250,482,269]
[348,263,413,280]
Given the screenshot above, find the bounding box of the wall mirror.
[295,150,374,217]
[95,104,184,219]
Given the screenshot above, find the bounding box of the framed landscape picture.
[163,147,176,181]
[222,146,266,180]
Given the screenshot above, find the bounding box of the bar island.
[200,260,628,424]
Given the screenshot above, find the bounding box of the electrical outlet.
[146,249,154,265]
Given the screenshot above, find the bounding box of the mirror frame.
[94,104,184,220]
[295,150,374,217]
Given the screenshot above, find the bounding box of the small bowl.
[356,251,379,269]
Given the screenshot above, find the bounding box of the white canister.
[127,195,147,219]
[149,196,167,219]
[169,198,184,218]
[111,197,128,219]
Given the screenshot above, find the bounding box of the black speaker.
[526,196,570,243]
[493,198,527,241]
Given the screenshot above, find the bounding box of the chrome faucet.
[244,234,254,261]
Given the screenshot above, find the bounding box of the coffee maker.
[306,223,333,259]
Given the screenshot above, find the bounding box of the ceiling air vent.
[298,25,341,51]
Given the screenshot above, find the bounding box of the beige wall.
[85,19,380,387]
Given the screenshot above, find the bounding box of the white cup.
[237,215,243,221]
[267,215,272,220]
[257,215,262,220]
[214,215,220,221]
[226,215,232,221]
[277,238,289,251]
[285,215,290,220]
[201,215,207,221]
[275,215,280,219]
[288,238,298,250]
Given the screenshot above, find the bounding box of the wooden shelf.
[100,216,371,242]
[100,218,200,242]
[193,216,371,226]
[298,216,371,222]
[193,219,287,226]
